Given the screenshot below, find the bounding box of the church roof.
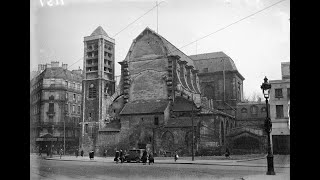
[127,27,195,67]
[190,52,244,80]
[120,99,169,115]
[90,26,109,37]
[190,52,238,72]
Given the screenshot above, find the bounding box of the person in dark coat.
[142,150,148,165]
[225,148,230,158]
[80,149,84,157]
[89,150,94,160]
[119,150,124,163]
[148,153,154,165]
[59,148,63,159]
[114,150,120,163]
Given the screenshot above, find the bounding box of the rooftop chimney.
[281,62,290,80]
[62,63,68,70]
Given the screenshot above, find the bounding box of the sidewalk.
[36,154,289,168]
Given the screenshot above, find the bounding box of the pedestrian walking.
[225,148,230,159]
[174,151,179,162]
[80,149,84,157]
[119,150,123,163]
[142,150,148,165]
[59,148,63,159]
[148,153,154,165]
[114,150,120,164]
[89,150,94,160]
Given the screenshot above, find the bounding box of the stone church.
[80,26,237,156]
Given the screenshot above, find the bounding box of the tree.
[243,91,263,102]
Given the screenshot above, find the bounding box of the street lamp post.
[191,100,194,161]
[260,76,275,175]
[51,124,54,158]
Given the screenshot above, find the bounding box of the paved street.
[30,154,289,180]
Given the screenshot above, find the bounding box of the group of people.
[141,150,154,165]
[74,149,84,158]
[114,149,126,163]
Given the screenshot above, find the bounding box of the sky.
[30,0,290,99]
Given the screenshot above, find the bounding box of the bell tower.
[81,26,115,151]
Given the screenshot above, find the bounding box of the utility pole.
[223,58,225,102]
[64,118,66,155]
[191,95,194,161]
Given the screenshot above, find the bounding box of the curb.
[235,155,267,162]
[42,157,289,168]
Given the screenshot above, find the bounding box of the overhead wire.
[38,1,165,81]
[136,0,287,69]
[112,1,165,38]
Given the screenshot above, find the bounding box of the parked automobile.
[124,149,145,163]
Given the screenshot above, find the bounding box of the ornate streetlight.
[260,76,275,175]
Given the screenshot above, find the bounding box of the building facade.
[190,52,245,116]
[30,61,83,154]
[225,102,268,154]
[269,62,290,154]
[80,27,236,156]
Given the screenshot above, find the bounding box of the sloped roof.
[172,96,198,112]
[40,67,83,82]
[127,27,194,67]
[90,26,109,37]
[120,99,169,115]
[189,52,238,73]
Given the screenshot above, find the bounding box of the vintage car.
[124,149,145,163]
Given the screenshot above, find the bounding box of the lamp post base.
[266,155,276,175]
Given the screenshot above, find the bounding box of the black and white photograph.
[30,0,290,179]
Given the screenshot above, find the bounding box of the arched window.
[203,85,215,100]
[241,108,247,113]
[89,84,96,98]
